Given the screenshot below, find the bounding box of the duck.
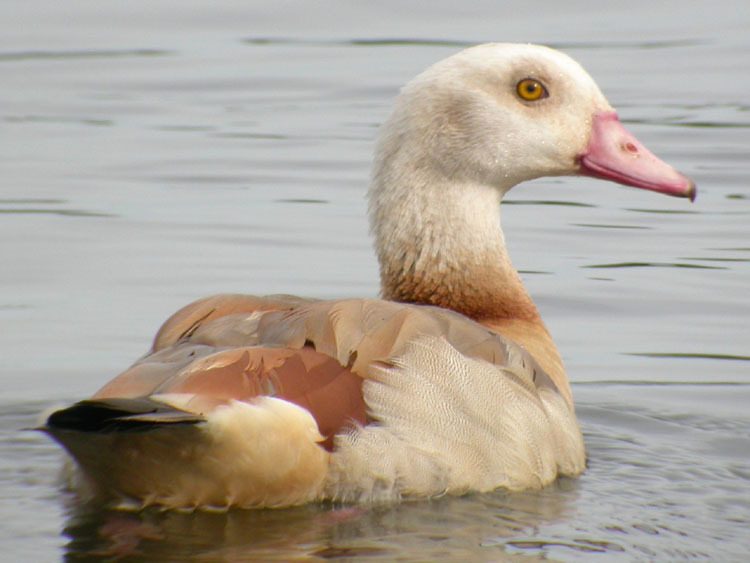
[44,43,695,510]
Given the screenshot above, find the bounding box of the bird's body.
[44,43,694,509]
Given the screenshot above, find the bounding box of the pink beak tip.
[580,112,697,203]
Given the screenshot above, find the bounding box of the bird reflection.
[60,481,580,561]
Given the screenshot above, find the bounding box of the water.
[2,0,749,560]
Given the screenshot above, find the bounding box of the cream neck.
[370,175,539,324]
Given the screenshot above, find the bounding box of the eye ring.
[516,78,548,101]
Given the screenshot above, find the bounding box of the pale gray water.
[2,0,749,560]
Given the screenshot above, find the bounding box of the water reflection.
[61,484,582,561]
[0,49,170,62]
[626,352,750,362]
[240,37,706,51]
[0,199,114,218]
[572,223,651,230]
[0,209,114,218]
[584,261,726,270]
[504,199,596,208]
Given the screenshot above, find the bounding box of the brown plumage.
[95,296,553,448]
[43,43,694,508]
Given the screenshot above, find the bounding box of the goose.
[44,43,695,509]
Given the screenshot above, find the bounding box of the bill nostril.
[623,141,639,154]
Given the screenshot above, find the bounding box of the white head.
[371,42,694,202]
[368,43,694,312]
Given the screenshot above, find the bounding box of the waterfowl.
[44,43,695,509]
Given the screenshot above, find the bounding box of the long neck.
[370,174,539,324]
[368,160,574,406]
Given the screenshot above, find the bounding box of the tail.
[45,397,205,434]
[41,397,329,508]
[42,398,206,506]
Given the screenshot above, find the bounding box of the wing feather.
[69,295,565,457]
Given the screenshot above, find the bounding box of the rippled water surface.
[2,0,749,560]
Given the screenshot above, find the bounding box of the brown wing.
[95,295,366,451]
[95,346,365,451]
[91,294,560,452]
[151,294,317,352]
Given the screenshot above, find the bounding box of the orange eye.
[516,78,548,101]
